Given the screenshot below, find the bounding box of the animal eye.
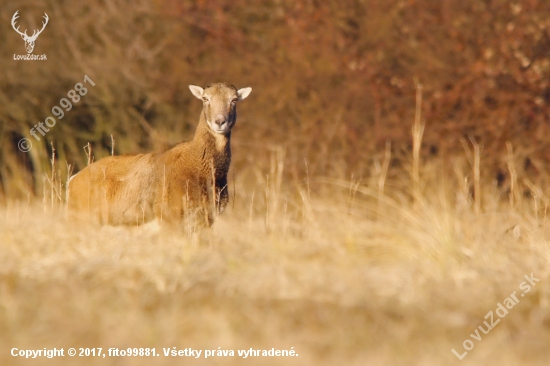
[231,98,238,104]
[202,97,209,102]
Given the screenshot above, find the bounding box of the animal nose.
[214,114,226,126]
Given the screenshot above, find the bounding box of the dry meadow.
[2,145,550,365]
[2,0,550,365]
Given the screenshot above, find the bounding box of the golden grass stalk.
[412,79,425,205]
[507,142,519,210]
[378,141,391,217]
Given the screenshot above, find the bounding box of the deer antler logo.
[11,11,49,54]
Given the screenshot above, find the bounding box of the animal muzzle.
[213,114,228,128]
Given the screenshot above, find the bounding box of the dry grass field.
[1,148,550,365]
[2,0,550,365]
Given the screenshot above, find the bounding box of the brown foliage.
[1,0,550,200]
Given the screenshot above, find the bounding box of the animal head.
[11,11,49,54]
[189,82,252,135]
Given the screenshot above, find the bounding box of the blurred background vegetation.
[1,0,550,202]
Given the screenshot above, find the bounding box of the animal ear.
[237,87,252,100]
[189,85,204,99]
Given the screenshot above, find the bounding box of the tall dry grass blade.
[304,158,311,200]
[522,177,549,220]
[43,142,63,210]
[50,142,56,209]
[268,146,285,224]
[378,141,391,217]
[84,142,93,217]
[282,199,289,238]
[160,164,166,223]
[412,79,425,205]
[264,174,270,232]
[507,142,519,210]
[65,161,74,209]
[468,136,482,216]
[84,142,93,167]
[346,174,360,228]
[42,175,47,213]
[248,191,255,233]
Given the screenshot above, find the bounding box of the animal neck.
[192,112,231,175]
